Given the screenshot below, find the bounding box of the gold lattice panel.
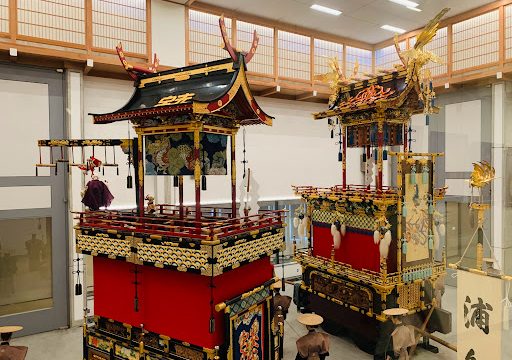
[312,210,375,231]
[215,231,285,275]
[76,233,131,258]
[136,243,209,273]
[397,282,421,310]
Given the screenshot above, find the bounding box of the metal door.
[0,63,68,335]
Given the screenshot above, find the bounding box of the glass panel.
[0,217,53,316]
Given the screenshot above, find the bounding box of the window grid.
[17,0,85,45]
[92,0,146,55]
[424,27,448,77]
[313,39,343,77]
[278,30,310,81]
[346,46,372,75]
[452,10,499,71]
[0,0,8,34]
[236,20,274,75]
[189,9,232,64]
[505,5,512,59]
[375,41,406,71]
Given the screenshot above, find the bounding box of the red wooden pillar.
[193,126,201,224]
[231,130,237,218]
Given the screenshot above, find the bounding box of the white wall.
[151,0,186,68]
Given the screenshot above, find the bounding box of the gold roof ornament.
[470,160,495,189]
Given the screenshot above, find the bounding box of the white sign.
[457,270,502,360]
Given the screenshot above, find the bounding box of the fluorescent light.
[389,0,419,7]
[381,24,406,34]
[311,4,342,16]
[407,6,422,12]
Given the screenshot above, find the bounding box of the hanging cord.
[127,123,133,188]
[454,227,479,267]
[103,147,107,175]
[209,266,215,333]
[72,256,83,296]
[241,128,248,179]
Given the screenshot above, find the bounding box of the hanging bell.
[173,176,179,187]
[428,233,434,250]
[401,202,407,217]
[75,283,83,296]
[127,175,133,189]
[373,148,378,160]
[331,129,334,138]
[338,151,343,162]
[428,202,434,215]
[362,153,366,162]
[383,149,388,161]
[425,115,430,126]
[201,175,207,191]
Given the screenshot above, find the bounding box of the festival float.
[36,17,286,360]
[292,9,453,354]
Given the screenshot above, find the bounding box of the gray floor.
[9,285,512,359]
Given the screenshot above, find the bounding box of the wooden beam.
[8,0,16,41]
[185,0,196,5]
[296,91,317,101]
[85,0,92,53]
[146,0,152,61]
[259,86,281,97]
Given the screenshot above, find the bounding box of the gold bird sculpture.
[470,161,495,189]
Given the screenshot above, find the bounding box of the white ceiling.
[193,0,495,44]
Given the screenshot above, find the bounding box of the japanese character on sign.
[156,92,195,107]
[465,349,476,360]
[464,296,493,334]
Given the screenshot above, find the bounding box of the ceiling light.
[407,6,422,12]
[381,25,406,34]
[389,0,419,7]
[310,4,342,16]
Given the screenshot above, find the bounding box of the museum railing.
[74,208,286,243]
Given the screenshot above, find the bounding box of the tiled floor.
[9,285,512,359]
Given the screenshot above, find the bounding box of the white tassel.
[438,223,445,238]
[303,216,310,238]
[298,220,305,239]
[433,225,440,252]
[293,217,299,228]
[379,230,392,259]
[331,224,341,249]
[340,223,346,236]
[374,230,381,245]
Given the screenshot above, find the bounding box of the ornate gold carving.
[215,231,285,275]
[136,243,209,273]
[76,233,131,259]
[311,272,372,311]
[397,282,421,310]
[174,345,203,360]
